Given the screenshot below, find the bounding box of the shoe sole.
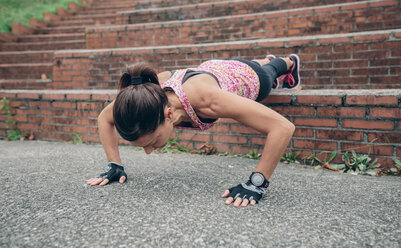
[283,54,301,91]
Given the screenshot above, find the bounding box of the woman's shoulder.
[157,71,172,84]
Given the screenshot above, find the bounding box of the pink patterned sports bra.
[160,59,260,130]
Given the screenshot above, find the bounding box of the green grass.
[0,0,82,33]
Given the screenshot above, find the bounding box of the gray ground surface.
[0,140,400,247]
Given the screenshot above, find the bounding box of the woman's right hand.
[86,162,127,186]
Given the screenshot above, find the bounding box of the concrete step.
[0,50,54,64]
[0,39,86,51]
[0,88,399,166]
[87,0,401,49]
[117,0,370,25]
[53,29,401,90]
[0,63,53,80]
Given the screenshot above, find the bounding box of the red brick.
[208,143,229,153]
[346,96,398,105]
[208,124,229,133]
[342,120,394,130]
[294,118,338,127]
[232,145,262,155]
[18,123,39,131]
[341,143,394,156]
[354,33,388,42]
[52,102,76,109]
[316,130,364,141]
[64,126,89,134]
[92,94,116,101]
[367,132,401,144]
[251,137,266,145]
[316,107,365,117]
[29,116,50,124]
[296,95,342,105]
[231,125,262,134]
[261,95,292,104]
[273,106,314,116]
[42,94,65,100]
[29,101,50,108]
[370,0,398,7]
[66,94,91,100]
[293,128,314,138]
[52,117,75,125]
[293,139,337,151]
[177,132,210,142]
[16,93,40,99]
[0,93,16,98]
[213,134,247,144]
[370,108,401,118]
[217,118,238,124]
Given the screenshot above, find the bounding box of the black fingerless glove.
[228,172,270,203]
[98,162,127,183]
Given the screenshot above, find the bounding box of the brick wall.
[87,0,401,49]
[54,29,401,90]
[1,89,399,167]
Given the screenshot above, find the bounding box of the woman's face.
[131,118,174,154]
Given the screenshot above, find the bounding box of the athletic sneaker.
[282,54,301,90]
[266,54,279,89]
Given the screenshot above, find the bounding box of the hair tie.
[130,76,143,86]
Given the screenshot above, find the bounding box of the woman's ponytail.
[118,62,159,90]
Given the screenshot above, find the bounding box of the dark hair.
[113,63,169,141]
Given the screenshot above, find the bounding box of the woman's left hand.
[221,189,257,207]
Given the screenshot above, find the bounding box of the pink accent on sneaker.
[282,54,301,90]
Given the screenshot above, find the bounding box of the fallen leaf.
[199,143,215,155]
[321,163,340,172]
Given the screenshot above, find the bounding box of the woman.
[86,54,300,208]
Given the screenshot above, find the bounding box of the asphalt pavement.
[0,140,400,247]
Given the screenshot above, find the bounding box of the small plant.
[393,157,401,170]
[158,135,190,153]
[281,151,300,164]
[72,133,83,144]
[244,149,261,160]
[342,150,379,176]
[218,152,229,157]
[0,97,27,141]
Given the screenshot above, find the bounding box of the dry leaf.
[321,163,340,172]
[199,143,215,155]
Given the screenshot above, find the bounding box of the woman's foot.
[281,54,301,90]
[266,54,279,89]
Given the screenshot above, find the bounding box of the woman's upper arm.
[99,100,115,124]
[157,71,172,83]
[199,89,293,134]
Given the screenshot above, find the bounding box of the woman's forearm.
[98,114,122,164]
[254,122,295,180]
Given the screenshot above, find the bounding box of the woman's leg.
[252,57,293,70]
